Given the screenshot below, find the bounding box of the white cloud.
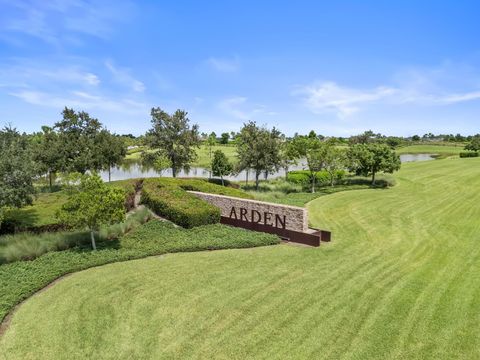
[295,75,480,118]
[0,0,135,46]
[207,57,240,72]
[294,82,396,117]
[218,96,276,120]
[0,63,100,88]
[439,91,480,104]
[105,60,145,92]
[9,89,148,115]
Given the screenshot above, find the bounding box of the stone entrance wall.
[188,191,308,232]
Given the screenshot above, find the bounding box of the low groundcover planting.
[0,220,280,324]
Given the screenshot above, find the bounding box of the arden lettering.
[275,214,286,229]
[251,209,261,223]
[229,207,238,219]
[240,208,248,221]
[264,211,272,226]
[228,207,286,229]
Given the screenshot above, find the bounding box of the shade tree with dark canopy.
[236,121,283,190]
[347,142,401,185]
[146,107,200,177]
[0,127,37,226]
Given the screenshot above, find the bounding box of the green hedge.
[0,220,280,324]
[459,152,479,158]
[287,170,346,186]
[141,178,251,228]
[176,178,251,198]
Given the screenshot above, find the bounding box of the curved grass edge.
[0,220,281,335]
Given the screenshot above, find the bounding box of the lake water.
[99,162,306,182]
[399,153,436,163]
[99,154,436,182]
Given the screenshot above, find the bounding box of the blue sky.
[1,0,479,136]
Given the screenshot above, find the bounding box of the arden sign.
[189,191,331,247]
[228,207,287,229]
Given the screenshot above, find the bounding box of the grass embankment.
[0,220,280,331]
[2,158,479,359]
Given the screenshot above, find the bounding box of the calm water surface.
[99,154,436,182]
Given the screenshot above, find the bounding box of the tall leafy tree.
[95,131,127,182]
[146,107,200,177]
[220,132,230,145]
[291,136,324,192]
[32,126,62,190]
[349,130,379,145]
[322,141,347,187]
[348,143,401,185]
[211,150,233,186]
[57,174,125,250]
[280,139,300,180]
[141,150,172,176]
[54,107,103,174]
[465,135,480,152]
[0,127,37,225]
[236,121,283,189]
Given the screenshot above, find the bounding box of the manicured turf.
[0,221,280,330]
[125,144,238,168]
[193,144,237,168]
[2,158,480,359]
[396,144,465,156]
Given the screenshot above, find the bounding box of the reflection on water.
[99,154,436,182]
[399,153,435,163]
[99,161,306,182]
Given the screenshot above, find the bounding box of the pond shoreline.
[99,153,437,182]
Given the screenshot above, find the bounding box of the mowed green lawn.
[125,144,237,168]
[194,144,237,168]
[2,158,480,359]
[396,143,465,156]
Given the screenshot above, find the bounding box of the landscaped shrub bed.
[0,208,154,265]
[0,220,280,324]
[287,170,346,186]
[141,178,252,228]
[459,151,479,158]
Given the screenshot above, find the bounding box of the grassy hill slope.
[2,158,480,359]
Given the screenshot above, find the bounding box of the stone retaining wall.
[188,191,308,232]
